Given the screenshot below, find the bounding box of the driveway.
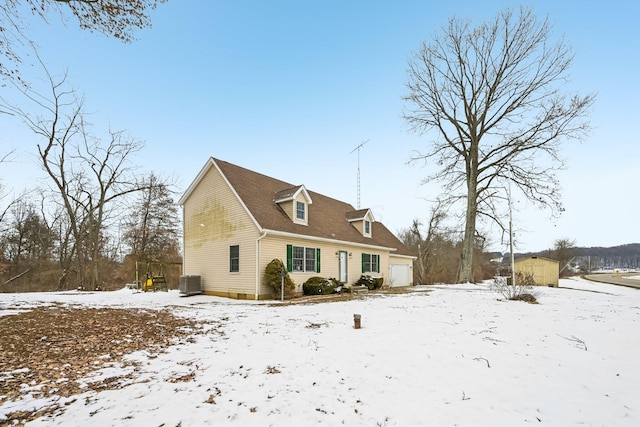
[583,273,640,289]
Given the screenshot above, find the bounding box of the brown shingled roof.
[274,186,302,201]
[204,158,413,256]
[274,185,313,203]
[346,208,371,221]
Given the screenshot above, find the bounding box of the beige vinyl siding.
[182,164,260,298]
[361,249,387,276]
[349,211,373,237]
[258,234,393,295]
[292,193,308,225]
[259,235,327,296]
[350,219,364,236]
[278,200,294,221]
[276,196,308,225]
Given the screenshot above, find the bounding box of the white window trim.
[292,245,317,273]
[229,244,240,273]
[293,200,308,226]
[363,253,380,273]
[296,201,306,221]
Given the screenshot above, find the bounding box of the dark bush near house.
[354,275,384,290]
[302,276,340,295]
[264,259,295,298]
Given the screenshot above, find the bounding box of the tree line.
[0,170,181,292]
[1,0,178,292]
[533,243,640,272]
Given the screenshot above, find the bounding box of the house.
[514,256,559,287]
[178,157,416,300]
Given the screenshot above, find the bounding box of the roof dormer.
[275,185,313,225]
[346,208,374,237]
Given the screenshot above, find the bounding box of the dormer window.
[347,208,374,238]
[274,185,312,225]
[296,201,306,220]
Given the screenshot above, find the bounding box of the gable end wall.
[182,163,260,297]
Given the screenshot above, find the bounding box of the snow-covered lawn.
[1,277,639,426]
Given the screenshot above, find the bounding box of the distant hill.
[516,243,640,269]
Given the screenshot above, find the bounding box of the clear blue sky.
[1,0,638,253]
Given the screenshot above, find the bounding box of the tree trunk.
[459,151,479,283]
[459,194,477,283]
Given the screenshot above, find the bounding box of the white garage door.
[389,264,411,287]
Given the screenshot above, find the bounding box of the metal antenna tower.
[350,140,369,209]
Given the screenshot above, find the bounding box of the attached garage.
[389,263,411,287]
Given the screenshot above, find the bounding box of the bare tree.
[549,237,577,276]
[403,7,595,283]
[45,200,77,290]
[398,218,426,283]
[115,172,181,287]
[77,127,146,288]
[0,151,19,226]
[3,197,55,266]
[398,200,467,284]
[121,172,180,261]
[0,0,166,83]
[3,60,146,289]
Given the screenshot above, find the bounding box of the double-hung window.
[229,245,239,272]
[364,220,371,235]
[362,253,380,273]
[305,247,316,272]
[287,244,320,273]
[292,246,305,271]
[296,201,306,220]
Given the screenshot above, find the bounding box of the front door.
[339,251,348,283]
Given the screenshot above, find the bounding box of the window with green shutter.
[361,253,380,273]
[286,244,293,272]
[288,244,320,273]
[372,254,380,273]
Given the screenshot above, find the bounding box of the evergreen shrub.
[354,274,384,290]
[302,276,340,295]
[264,259,295,298]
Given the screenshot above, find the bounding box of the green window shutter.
[361,253,366,273]
[316,248,321,273]
[286,244,293,272]
[376,255,380,273]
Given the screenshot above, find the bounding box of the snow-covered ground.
[1,277,639,426]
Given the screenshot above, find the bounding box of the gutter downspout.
[255,231,267,300]
[181,205,186,279]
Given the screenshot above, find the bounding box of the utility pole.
[508,182,516,289]
[350,140,369,209]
